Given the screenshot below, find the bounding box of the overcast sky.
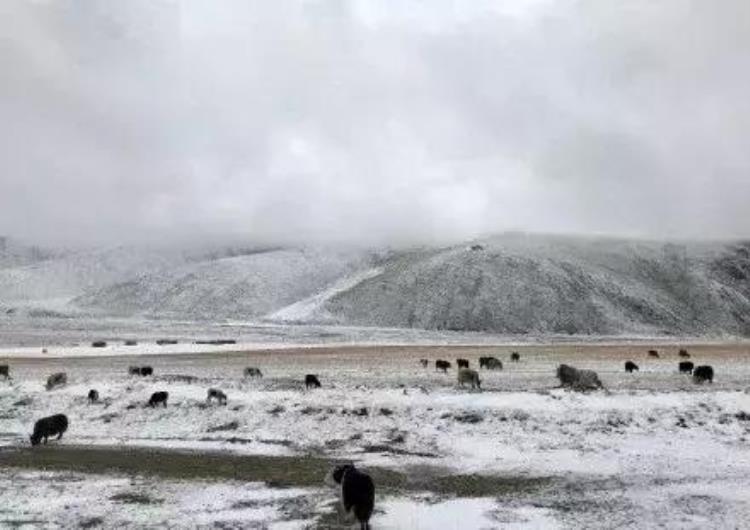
[1,0,749,247]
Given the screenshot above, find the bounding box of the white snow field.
[2,342,750,528]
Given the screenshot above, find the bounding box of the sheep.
[678,348,690,358]
[625,361,639,373]
[30,414,68,446]
[648,350,660,358]
[87,389,99,404]
[326,464,375,530]
[207,388,227,405]
[679,361,694,374]
[456,358,469,369]
[556,364,603,391]
[305,374,322,389]
[693,365,714,384]
[148,391,169,407]
[45,372,67,391]
[457,368,481,389]
[244,367,263,378]
[435,360,451,373]
[0,364,9,379]
[510,352,521,362]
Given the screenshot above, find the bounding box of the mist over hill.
[1,234,748,337]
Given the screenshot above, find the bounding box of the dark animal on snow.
[92,341,107,348]
[124,340,138,346]
[30,414,68,446]
[207,388,227,405]
[693,365,714,383]
[87,389,99,404]
[510,352,520,362]
[679,349,690,358]
[46,372,67,390]
[435,360,451,373]
[556,364,603,391]
[305,374,322,389]
[128,366,141,376]
[456,358,469,369]
[419,359,429,368]
[156,339,178,345]
[0,364,9,379]
[679,361,694,374]
[479,356,490,369]
[625,361,639,373]
[648,350,659,358]
[148,391,169,407]
[244,367,263,378]
[457,368,481,389]
[327,464,375,530]
[485,357,503,370]
[140,366,153,376]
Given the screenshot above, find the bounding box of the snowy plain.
[2,340,750,528]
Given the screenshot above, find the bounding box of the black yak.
[510,352,521,362]
[92,341,107,348]
[207,388,227,405]
[148,391,169,407]
[435,360,451,373]
[679,361,695,374]
[625,361,639,373]
[693,365,714,383]
[648,350,659,358]
[456,358,469,369]
[679,348,690,358]
[87,389,99,404]
[244,367,263,378]
[326,464,375,530]
[140,366,153,376]
[305,374,322,389]
[30,414,68,446]
[419,359,429,368]
[485,357,503,370]
[0,364,9,379]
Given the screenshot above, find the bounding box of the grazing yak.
[457,368,481,389]
[485,357,503,370]
[30,414,68,446]
[0,364,9,379]
[435,360,451,373]
[140,366,153,376]
[456,358,469,369]
[510,352,521,362]
[91,341,107,348]
[679,361,695,374]
[648,350,660,358]
[156,339,178,345]
[419,359,429,368]
[326,463,375,530]
[556,364,603,391]
[124,340,138,346]
[693,365,714,384]
[207,388,227,405]
[679,348,690,358]
[129,366,153,376]
[87,389,99,404]
[46,372,67,391]
[625,361,639,373]
[244,367,263,378]
[128,366,141,376]
[148,391,169,407]
[305,374,322,389]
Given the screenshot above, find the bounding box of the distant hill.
[1,234,749,336]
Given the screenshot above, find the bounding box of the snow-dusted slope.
[2,234,749,336]
[73,247,373,320]
[322,235,750,336]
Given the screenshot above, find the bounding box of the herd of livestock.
[0,345,719,529]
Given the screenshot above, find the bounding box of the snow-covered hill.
[1,234,749,336]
